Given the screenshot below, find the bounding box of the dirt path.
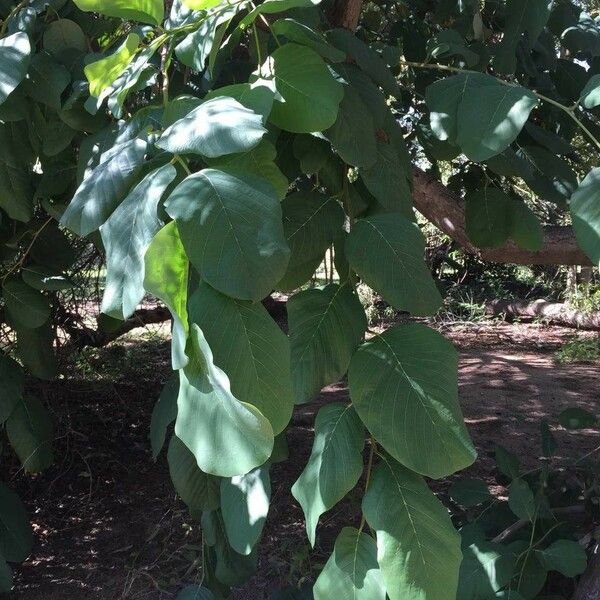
[4,323,599,599]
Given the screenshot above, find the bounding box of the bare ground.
[3,322,599,599]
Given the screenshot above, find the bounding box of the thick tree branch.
[412,168,592,266]
[328,0,363,29]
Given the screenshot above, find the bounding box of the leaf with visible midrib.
[74,0,164,26]
[349,324,476,479]
[174,325,274,477]
[345,213,443,316]
[188,282,294,435]
[101,163,176,320]
[362,456,463,600]
[292,403,364,546]
[313,527,385,600]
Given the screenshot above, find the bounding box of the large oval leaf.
[570,168,600,265]
[314,527,385,600]
[101,163,176,320]
[345,213,443,316]
[288,283,367,404]
[74,0,164,25]
[156,96,266,158]
[292,404,364,546]
[165,169,289,301]
[3,279,51,329]
[188,282,293,435]
[0,32,31,106]
[349,324,476,479]
[362,456,462,600]
[264,44,344,133]
[174,325,274,477]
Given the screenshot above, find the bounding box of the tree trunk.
[486,299,600,330]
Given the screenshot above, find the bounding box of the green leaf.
[288,284,367,404]
[262,44,344,133]
[174,325,274,477]
[558,407,598,429]
[510,201,544,252]
[426,73,538,161]
[156,96,266,158]
[495,445,520,479]
[495,0,552,74]
[144,222,190,370]
[313,527,385,600]
[74,0,164,25]
[176,585,214,600]
[206,139,288,200]
[362,455,463,600]
[43,19,87,55]
[101,164,176,320]
[0,482,32,563]
[15,322,58,380]
[6,395,54,474]
[23,52,70,111]
[291,404,364,546]
[165,169,289,301]
[580,74,600,109]
[0,555,11,593]
[278,191,345,291]
[450,479,491,508]
[21,265,73,291]
[349,324,476,479]
[150,374,179,460]
[536,539,587,577]
[570,168,600,266]
[241,0,321,26]
[458,541,516,600]
[0,32,31,106]
[85,34,140,98]
[3,278,51,329]
[271,19,345,63]
[204,83,275,122]
[465,188,512,249]
[182,0,223,10]
[540,419,557,457]
[508,479,536,521]
[167,435,220,511]
[324,84,377,168]
[188,282,293,435]
[345,214,443,316]
[0,355,24,424]
[221,465,270,555]
[61,137,148,236]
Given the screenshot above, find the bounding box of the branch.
[328,0,363,29]
[412,168,591,266]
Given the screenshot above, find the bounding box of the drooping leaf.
[6,395,54,474]
[0,354,24,424]
[61,137,148,236]
[167,434,220,511]
[174,325,274,477]
[450,479,491,508]
[570,168,600,266]
[74,0,164,25]
[21,265,73,292]
[508,479,536,521]
[292,404,364,546]
[188,282,294,435]
[85,34,141,98]
[495,0,553,74]
[165,169,289,301]
[349,324,476,479]
[536,539,587,577]
[345,213,443,316]
[0,32,31,106]
[150,374,179,460]
[43,18,87,55]
[0,482,32,563]
[101,163,176,320]
[262,44,344,133]
[313,527,386,600]
[144,222,190,370]
[156,96,266,158]
[278,191,345,291]
[288,284,367,404]
[362,455,463,600]
[3,278,51,329]
[426,73,538,161]
[558,407,598,429]
[221,465,270,555]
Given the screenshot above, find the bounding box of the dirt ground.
[3,321,599,599]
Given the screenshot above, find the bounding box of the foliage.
[0,0,599,597]
[555,335,600,363]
